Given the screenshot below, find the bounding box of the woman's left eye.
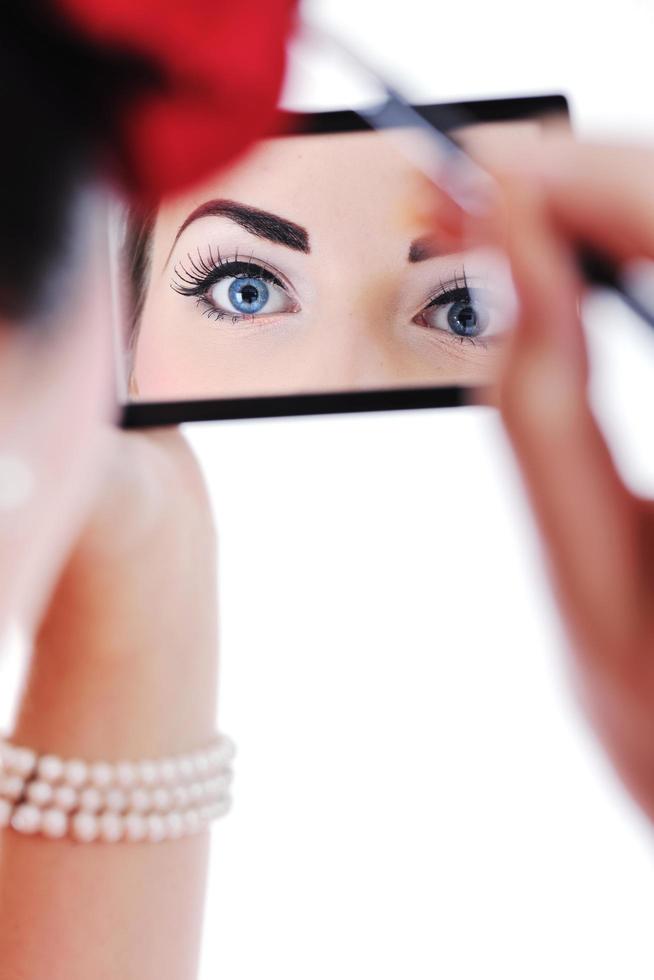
[421,293,489,337]
[207,275,294,318]
[415,283,496,340]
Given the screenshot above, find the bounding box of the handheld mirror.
[115,94,569,427]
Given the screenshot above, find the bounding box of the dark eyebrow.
[408,236,444,263]
[169,199,310,260]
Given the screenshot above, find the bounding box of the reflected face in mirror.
[129,129,513,400]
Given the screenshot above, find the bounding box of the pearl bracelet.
[0,733,235,843]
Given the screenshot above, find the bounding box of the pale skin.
[132,130,509,399]
[2,136,654,980]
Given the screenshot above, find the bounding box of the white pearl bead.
[147,814,166,843]
[210,776,229,800]
[216,776,230,798]
[177,755,194,781]
[2,744,18,772]
[0,798,12,827]
[41,807,68,839]
[151,760,165,784]
[115,761,137,788]
[1,773,25,801]
[11,803,41,834]
[210,774,227,797]
[139,760,158,785]
[199,805,211,823]
[195,752,210,775]
[124,812,147,842]
[130,788,150,813]
[188,782,203,805]
[72,811,99,843]
[26,779,54,807]
[79,787,103,813]
[184,810,201,835]
[214,737,235,766]
[165,811,184,839]
[37,754,64,783]
[90,762,114,788]
[53,784,78,812]
[64,759,88,788]
[99,812,123,843]
[105,788,127,813]
[1,743,15,770]
[11,747,36,777]
[151,787,171,812]
[159,759,177,784]
[215,772,232,795]
[173,786,189,809]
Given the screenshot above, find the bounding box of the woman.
[2,7,654,980]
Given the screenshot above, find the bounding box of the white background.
[3,1,654,977]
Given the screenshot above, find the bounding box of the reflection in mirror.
[118,106,566,404]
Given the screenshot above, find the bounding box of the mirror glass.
[116,104,567,408]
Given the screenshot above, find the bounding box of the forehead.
[156,130,427,242]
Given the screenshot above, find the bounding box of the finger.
[499,178,642,658]
[497,136,654,262]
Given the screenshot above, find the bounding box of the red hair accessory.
[56,0,298,202]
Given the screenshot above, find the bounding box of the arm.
[0,430,220,979]
[477,140,654,821]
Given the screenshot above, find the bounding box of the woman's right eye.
[171,256,299,321]
[206,275,296,319]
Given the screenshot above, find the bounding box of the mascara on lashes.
[171,250,286,298]
[171,252,489,337]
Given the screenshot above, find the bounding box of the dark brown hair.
[123,208,156,352]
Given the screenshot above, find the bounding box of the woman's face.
[131,131,511,399]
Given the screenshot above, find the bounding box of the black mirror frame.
[121,93,569,429]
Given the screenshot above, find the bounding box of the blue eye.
[171,256,298,321]
[228,276,270,314]
[446,298,487,337]
[210,273,293,318]
[417,279,492,339]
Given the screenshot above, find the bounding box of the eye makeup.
[413,269,494,343]
[170,244,501,345]
[171,248,299,323]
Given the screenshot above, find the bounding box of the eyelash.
[423,269,471,310]
[171,248,288,322]
[416,268,492,346]
[171,252,486,340]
